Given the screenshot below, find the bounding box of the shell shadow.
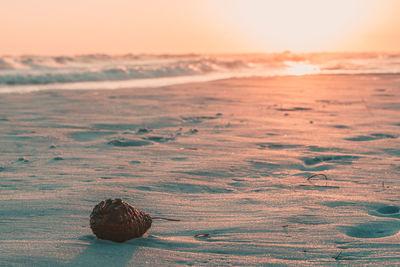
[341,221,400,239]
[67,236,140,267]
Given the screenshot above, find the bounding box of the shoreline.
[2,72,400,95]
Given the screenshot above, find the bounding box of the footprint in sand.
[108,139,152,147]
[343,221,400,238]
[369,205,400,219]
[331,125,350,129]
[69,131,117,142]
[143,135,175,143]
[345,133,396,142]
[301,155,360,166]
[377,206,400,214]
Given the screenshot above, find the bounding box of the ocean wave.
[0,55,249,85]
[1,52,400,88]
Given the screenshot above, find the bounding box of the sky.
[0,0,400,55]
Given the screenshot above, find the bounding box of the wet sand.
[1,74,400,266]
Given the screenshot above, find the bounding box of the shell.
[90,198,152,242]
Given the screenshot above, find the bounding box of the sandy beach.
[1,74,400,265]
[3,0,400,265]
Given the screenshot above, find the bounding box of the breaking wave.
[0,55,248,85]
[1,52,400,93]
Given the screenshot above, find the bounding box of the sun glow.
[0,0,399,54]
[284,62,320,76]
[214,0,382,52]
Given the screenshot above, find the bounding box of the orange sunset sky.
[1,0,399,55]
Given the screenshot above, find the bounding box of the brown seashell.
[90,198,152,242]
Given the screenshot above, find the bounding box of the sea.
[1,52,400,93]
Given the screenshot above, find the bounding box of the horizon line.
[2,50,400,57]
